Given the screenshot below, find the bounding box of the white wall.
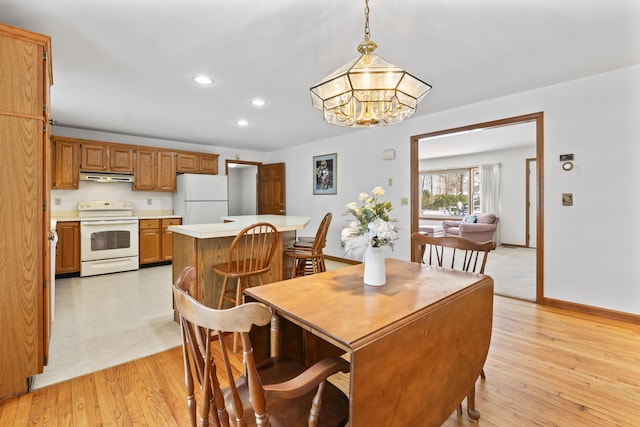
[52,181,174,213]
[272,65,640,315]
[420,145,536,245]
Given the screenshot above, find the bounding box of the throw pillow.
[462,215,477,224]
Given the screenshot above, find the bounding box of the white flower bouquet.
[341,186,399,258]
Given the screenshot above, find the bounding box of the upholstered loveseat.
[442,213,499,243]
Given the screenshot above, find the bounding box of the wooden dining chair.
[173,266,351,427]
[285,212,332,278]
[412,233,496,276]
[411,232,496,420]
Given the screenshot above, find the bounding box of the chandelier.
[310,0,432,128]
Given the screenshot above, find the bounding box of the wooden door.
[199,154,218,174]
[257,163,285,215]
[161,218,181,261]
[80,143,108,171]
[134,149,156,191]
[109,146,134,172]
[52,138,79,189]
[156,151,176,191]
[0,23,51,398]
[176,153,198,173]
[0,115,43,396]
[139,219,161,264]
[55,221,80,274]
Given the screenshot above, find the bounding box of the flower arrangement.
[341,186,399,258]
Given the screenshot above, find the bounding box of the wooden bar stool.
[212,222,279,351]
[285,212,331,278]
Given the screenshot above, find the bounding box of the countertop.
[51,211,181,223]
[168,215,311,239]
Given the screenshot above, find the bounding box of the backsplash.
[51,181,174,214]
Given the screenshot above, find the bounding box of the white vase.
[363,246,386,286]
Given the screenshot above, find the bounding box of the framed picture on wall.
[313,153,337,195]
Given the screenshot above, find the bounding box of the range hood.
[79,171,134,183]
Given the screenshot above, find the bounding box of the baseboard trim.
[501,243,529,248]
[543,297,640,324]
[325,254,360,265]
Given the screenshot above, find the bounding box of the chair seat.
[212,260,271,279]
[284,247,322,259]
[227,357,350,427]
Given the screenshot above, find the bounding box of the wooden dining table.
[244,258,494,427]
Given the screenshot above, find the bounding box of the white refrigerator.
[174,174,229,224]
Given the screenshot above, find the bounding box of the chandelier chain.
[364,0,370,41]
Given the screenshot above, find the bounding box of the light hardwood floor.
[1,296,638,426]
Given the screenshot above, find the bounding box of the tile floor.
[33,265,180,389]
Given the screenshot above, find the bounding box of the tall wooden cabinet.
[0,23,52,399]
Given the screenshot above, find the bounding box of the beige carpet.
[486,246,536,301]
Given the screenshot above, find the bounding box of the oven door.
[80,219,139,262]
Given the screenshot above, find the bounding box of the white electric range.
[78,201,139,277]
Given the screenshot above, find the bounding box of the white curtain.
[480,163,501,244]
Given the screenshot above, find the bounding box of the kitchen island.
[169,215,311,314]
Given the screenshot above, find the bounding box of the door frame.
[410,112,544,303]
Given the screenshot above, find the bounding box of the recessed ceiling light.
[251,98,266,107]
[192,75,214,85]
[236,119,249,127]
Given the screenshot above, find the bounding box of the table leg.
[270,314,282,357]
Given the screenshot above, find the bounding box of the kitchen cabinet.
[51,137,79,189]
[139,219,161,264]
[161,218,181,261]
[50,136,218,191]
[139,218,181,264]
[157,151,177,191]
[0,23,52,399]
[55,221,80,274]
[176,152,219,174]
[134,149,176,192]
[80,142,134,172]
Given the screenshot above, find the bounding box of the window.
[420,168,480,218]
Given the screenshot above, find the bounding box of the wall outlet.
[388,178,393,186]
[400,197,408,206]
[54,198,61,206]
[147,198,152,205]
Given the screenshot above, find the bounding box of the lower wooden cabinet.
[139,218,181,264]
[56,221,80,275]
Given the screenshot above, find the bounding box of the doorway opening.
[226,160,259,216]
[410,112,544,303]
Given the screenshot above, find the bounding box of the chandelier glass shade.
[310,2,431,127]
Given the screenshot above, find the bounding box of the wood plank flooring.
[1,296,639,426]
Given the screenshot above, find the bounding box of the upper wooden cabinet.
[176,152,219,174]
[133,149,176,192]
[50,136,219,192]
[80,142,134,172]
[51,137,79,189]
[157,151,177,191]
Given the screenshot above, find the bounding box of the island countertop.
[168,215,311,239]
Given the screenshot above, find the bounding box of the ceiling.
[2,0,639,152]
